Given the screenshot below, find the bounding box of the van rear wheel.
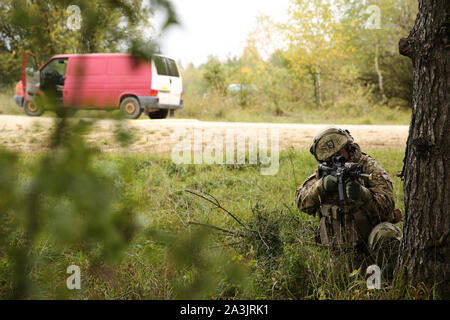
[148,109,168,119]
[120,97,142,119]
[23,100,44,117]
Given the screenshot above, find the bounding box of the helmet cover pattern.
[310,127,354,161]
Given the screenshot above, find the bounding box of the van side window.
[154,56,169,76]
[166,58,180,77]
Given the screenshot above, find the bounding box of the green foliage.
[285,0,347,75]
[0,119,137,299]
[0,0,153,85]
[244,204,284,265]
[339,0,417,104]
[203,56,226,94]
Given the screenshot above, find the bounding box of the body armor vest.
[318,204,373,248]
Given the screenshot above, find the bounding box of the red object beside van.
[14,51,183,119]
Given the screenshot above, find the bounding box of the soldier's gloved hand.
[346,181,370,201]
[322,175,338,194]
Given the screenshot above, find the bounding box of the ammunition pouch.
[318,204,373,248]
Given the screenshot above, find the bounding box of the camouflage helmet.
[368,222,402,252]
[310,127,354,162]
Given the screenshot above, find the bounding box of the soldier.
[295,127,402,277]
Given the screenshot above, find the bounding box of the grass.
[0,88,411,125]
[0,147,429,300]
[176,91,412,125]
[0,87,22,115]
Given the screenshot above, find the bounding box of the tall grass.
[0,86,22,115]
[1,147,434,300]
[177,90,411,125]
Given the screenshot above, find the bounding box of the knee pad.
[368,222,402,252]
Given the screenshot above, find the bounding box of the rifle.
[317,154,378,201]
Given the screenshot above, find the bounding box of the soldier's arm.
[295,172,326,216]
[360,157,395,223]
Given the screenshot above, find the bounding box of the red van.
[14,51,183,119]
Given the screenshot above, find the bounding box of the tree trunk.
[375,44,388,104]
[315,63,323,108]
[399,0,450,297]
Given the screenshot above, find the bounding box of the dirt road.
[0,115,409,153]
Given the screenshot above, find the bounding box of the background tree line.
[180,0,417,122]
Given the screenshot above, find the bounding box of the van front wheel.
[148,109,168,119]
[24,100,44,117]
[120,97,142,119]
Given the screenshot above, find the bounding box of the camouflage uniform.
[295,128,402,274]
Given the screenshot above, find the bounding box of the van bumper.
[138,96,183,110]
[14,95,24,107]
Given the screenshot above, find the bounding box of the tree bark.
[399,0,450,297]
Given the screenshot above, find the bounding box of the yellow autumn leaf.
[241,66,251,74]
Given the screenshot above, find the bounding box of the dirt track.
[0,115,409,153]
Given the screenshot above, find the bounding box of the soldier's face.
[338,148,350,161]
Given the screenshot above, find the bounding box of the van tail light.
[150,89,158,96]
